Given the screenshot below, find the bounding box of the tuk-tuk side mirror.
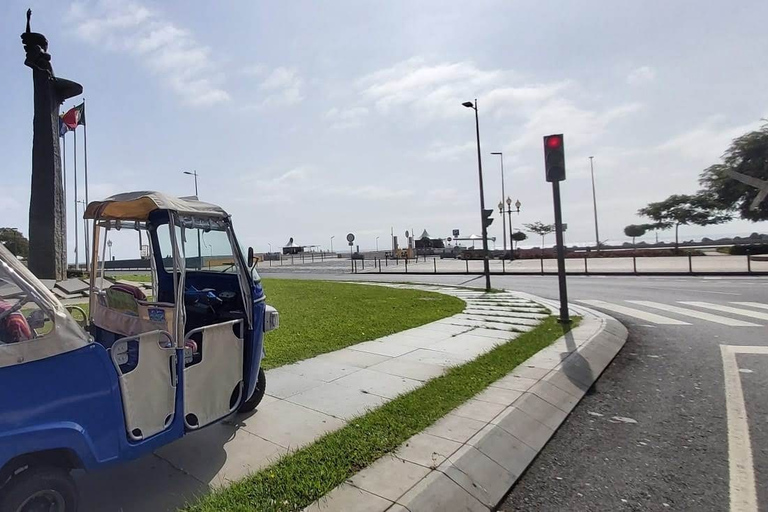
[247,247,255,268]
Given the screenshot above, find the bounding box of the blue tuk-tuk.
[0,192,278,511]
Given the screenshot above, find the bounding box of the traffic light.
[543,134,565,182]
[482,208,494,228]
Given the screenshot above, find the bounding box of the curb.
[305,296,628,512]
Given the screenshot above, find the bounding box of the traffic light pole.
[471,101,491,292]
[551,180,570,323]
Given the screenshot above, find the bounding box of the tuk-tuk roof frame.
[84,191,229,222]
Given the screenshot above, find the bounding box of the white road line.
[627,301,761,327]
[679,302,768,322]
[578,300,690,325]
[731,302,768,311]
[720,345,768,512]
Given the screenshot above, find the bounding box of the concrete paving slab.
[56,278,90,294]
[466,327,515,340]
[541,367,591,397]
[305,483,393,512]
[427,334,500,359]
[76,453,207,512]
[350,340,417,357]
[491,406,554,452]
[315,348,392,369]
[509,365,549,381]
[156,422,287,487]
[287,381,388,420]
[234,399,345,450]
[451,399,506,423]
[490,374,538,392]
[458,314,541,327]
[512,392,568,431]
[368,358,445,382]
[472,386,523,406]
[349,455,431,501]
[398,348,470,368]
[265,367,326,399]
[333,368,422,399]
[395,433,463,469]
[396,469,487,512]
[467,424,536,477]
[279,358,363,383]
[373,333,443,349]
[424,414,488,444]
[402,325,469,341]
[438,445,513,507]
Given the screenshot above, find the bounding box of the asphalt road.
[264,271,768,511]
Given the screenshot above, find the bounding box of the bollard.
[540,257,544,275]
[748,254,752,273]
[584,257,588,274]
[280,256,283,266]
[434,258,437,273]
[502,258,506,273]
[633,255,637,274]
[269,258,272,267]
[379,259,382,273]
[362,258,365,270]
[311,253,314,262]
[465,259,469,274]
[405,258,408,273]
[688,254,693,273]
[386,257,388,267]
[351,258,354,273]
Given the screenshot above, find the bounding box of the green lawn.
[184,316,578,512]
[260,280,464,369]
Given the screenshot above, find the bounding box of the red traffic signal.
[543,134,565,182]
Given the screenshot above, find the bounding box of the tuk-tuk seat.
[110,330,176,441]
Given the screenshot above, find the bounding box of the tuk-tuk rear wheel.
[0,466,77,512]
[237,367,266,413]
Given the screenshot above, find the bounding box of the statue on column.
[21,9,83,280]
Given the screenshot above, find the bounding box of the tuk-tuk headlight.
[264,305,279,332]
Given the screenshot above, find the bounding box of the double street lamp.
[499,198,522,255]
[490,152,507,258]
[462,99,491,292]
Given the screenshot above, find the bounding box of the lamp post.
[77,199,89,271]
[505,198,521,255]
[491,152,507,258]
[268,243,272,253]
[330,236,335,253]
[183,170,202,268]
[375,236,380,252]
[462,99,491,292]
[589,156,600,251]
[107,239,113,261]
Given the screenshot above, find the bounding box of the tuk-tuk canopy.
[84,191,229,222]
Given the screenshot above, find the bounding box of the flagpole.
[62,129,67,268]
[82,99,90,271]
[74,129,79,270]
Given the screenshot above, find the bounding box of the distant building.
[282,237,304,255]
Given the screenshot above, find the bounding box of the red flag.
[61,102,85,130]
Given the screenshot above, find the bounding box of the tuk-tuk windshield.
[157,226,240,273]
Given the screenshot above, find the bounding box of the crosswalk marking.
[731,302,768,311]
[578,300,690,325]
[679,302,768,322]
[627,301,761,327]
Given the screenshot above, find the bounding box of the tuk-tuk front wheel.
[238,367,266,413]
[0,466,77,512]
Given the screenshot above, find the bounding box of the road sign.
[346,233,355,243]
[452,229,460,237]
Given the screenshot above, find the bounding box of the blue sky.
[2,0,767,259]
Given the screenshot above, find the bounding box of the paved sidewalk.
[77,284,549,512]
[304,299,628,512]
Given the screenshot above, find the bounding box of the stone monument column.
[21,9,83,280]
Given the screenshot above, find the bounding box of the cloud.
[67,0,230,106]
[424,141,475,162]
[325,107,369,129]
[254,67,304,108]
[626,66,656,85]
[325,185,415,200]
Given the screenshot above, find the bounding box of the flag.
[58,116,70,137]
[61,102,85,130]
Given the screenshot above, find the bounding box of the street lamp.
[491,152,507,258]
[505,197,521,253]
[77,199,90,270]
[268,243,272,253]
[183,170,202,268]
[107,239,113,261]
[463,99,491,292]
[330,235,335,253]
[589,156,600,251]
[375,236,380,252]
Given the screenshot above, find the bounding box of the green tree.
[510,231,527,249]
[524,222,555,248]
[0,228,30,258]
[623,224,646,247]
[699,122,768,221]
[637,194,731,250]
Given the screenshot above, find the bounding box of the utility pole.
[589,156,600,251]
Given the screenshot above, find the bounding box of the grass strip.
[184,315,579,512]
